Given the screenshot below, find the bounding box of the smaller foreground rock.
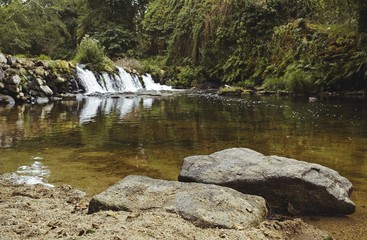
[179,148,355,215]
[88,175,267,229]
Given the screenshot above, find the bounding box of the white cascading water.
[77,64,170,94]
[116,66,144,92]
[101,72,115,92]
[142,74,172,91]
[76,65,106,94]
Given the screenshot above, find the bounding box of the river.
[0,93,366,238]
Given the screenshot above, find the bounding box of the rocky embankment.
[0,53,79,103]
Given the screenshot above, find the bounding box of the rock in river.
[0,53,7,64]
[0,94,15,105]
[179,148,355,215]
[88,175,267,229]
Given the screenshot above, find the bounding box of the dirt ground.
[0,175,332,240]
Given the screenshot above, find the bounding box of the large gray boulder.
[88,175,267,229]
[179,148,355,215]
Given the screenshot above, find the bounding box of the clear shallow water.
[0,94,366,200]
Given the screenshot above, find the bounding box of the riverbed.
[0,93,366,239]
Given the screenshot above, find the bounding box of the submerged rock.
[88,175,267,229]
[0,94,15,105]
[179,148,355,215]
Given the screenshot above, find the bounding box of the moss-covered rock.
[0,53,80,102]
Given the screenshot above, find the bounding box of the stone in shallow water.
[179,148,356,215]
[0,94,15,105]
[88,175,267,229]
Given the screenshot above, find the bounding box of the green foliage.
[78,0,146,57]
[36,54,52,61]
[49,60,72,74]
[261,17,367,92]
[263,77,287,91]
[0,0,366,92]
[142,0,279,85]
[176,66,205,87]
[140,56,167,78]
[142,0,184,55]
[283,65,315,94]
[14,54,29,59]
[0,1,31,54]
[74,36,106,64]
[313,0,356,24]
[141,0,367,91]
[268,0,314,19]
[0,0,80,59]
[263,65,315,94]
[96,25,138,57]
[74,35,115,72]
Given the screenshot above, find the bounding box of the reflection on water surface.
[0,94,366,199]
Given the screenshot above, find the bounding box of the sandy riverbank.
[0,175,333,240]
[303,190,367,240]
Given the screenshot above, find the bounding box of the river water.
[0,93,366,200]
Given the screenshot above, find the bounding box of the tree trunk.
[358,0,367,32]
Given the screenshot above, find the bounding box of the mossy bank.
[0,53,80,103]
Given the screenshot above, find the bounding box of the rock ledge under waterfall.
[0,53,172,103]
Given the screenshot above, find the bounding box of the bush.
[74,35,106,65]
[36,54,51,60]
[262,77,287,91]
[141,57,166,76]
[284,67,315,94]
[49,60,71,74]
[73,35,115,72]
[96,26,137,58]
[263,64,315,94]
[177,66,205,87]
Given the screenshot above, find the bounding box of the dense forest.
[0,0,367,93]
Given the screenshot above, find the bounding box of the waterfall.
[76,64,170,95]
[76,65,106,94]
[142,74,172,91]
[116,66,144,92]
